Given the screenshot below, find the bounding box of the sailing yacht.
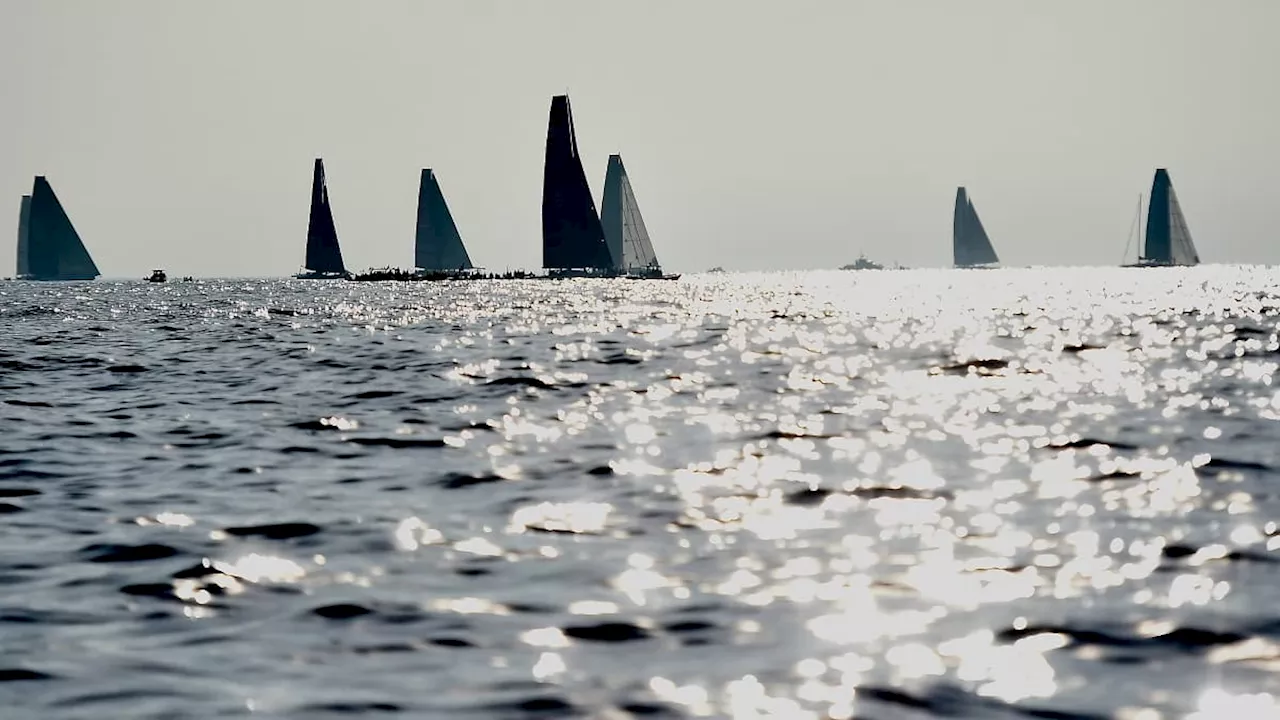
[542,94,614,275]
[1128,169,1200,267]
[295,158,350,279]
[601,154,676,279]
[414,169,475,275]
[17,177,100,281]
[953,187,1000,268]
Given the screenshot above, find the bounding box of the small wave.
[82,543,181,563]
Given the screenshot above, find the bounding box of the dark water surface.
[4,268,1280,719]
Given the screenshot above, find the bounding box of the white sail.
[1166,182,1199,265]
[602,155,660,271]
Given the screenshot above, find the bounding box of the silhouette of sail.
[15,195,30,278]
[26,177,99,281]
[303,158,346,275]
[542,95,613,270]
[415,169,473,271]
[953,187,999,267]
[602,154,660,272]
[1142,169,1199,266]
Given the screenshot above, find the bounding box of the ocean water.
[4,267,1280,719]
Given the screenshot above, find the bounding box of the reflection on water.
[3,266,1280,718]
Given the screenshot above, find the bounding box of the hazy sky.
[2,1,1277,276]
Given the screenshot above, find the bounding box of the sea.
[4,267,1280,720]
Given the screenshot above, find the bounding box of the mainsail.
[415,169,474,271]
[953,187,1000,267]
[304,158,346,274]
[1142,169,1199,265]
[542,95,613,270]
[26,177,100,281]
[601,154,660,272]
[15,195,30,278]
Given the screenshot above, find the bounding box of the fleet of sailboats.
[6,97,1221,281]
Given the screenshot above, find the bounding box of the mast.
[541,95,613,270]
[304,158,346,274]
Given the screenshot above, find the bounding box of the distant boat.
[17,177,100,281]
[542,95,614,273]
[296,158,349,279]
[415,169,474,273]
[147,269,167,283]
[1129,169,1200,267]
[601,155,677,279]
[841,254,885,271]
[953,187,1000,268]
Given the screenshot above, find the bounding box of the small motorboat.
[147,269,167,283]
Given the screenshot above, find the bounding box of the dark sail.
[953,187,1000,267]
[27,177,100,281]
[542,95,613,270]
[304,158,346,274]
[15,195,31,278]
[1142,169,1199,266]
[415,169,474,271]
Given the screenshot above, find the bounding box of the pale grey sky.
[2,1,1277,276]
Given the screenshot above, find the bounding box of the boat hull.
[294,271,351,280]
[1122,260,1196,268]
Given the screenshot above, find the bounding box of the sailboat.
[542,94,615,275]
[415,169,474,275]
[1127,169,1200,267]
[295,158,349,279]
[953,187,1000,268]
[18,177,100,281]
[601,155,677,280]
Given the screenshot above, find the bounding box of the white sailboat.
[601,154,676,279]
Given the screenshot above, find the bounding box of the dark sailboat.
[1135,169,1199,266]
[953,187,1000,268]
[21,177,100,281]
[601,154,676,279]
[542,95,614,273]
[296,158,349,279]
[15,195,30,278]
[415,169,474,273]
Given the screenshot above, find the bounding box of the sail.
[601,154,660,272]
[27,177,99,281]
[542,95,613,270]
[1143,169,1199,265]
[953,187,999,267]
[415,169,473,271]
[304,158,346,274]
[16,195,30,277]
